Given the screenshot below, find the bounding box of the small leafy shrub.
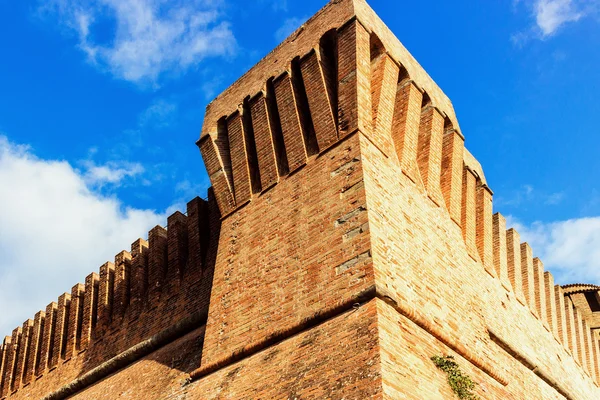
[431,355,479,400]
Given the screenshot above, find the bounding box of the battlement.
[0,196,219,399]
[199,0,490,218]
[1,0,599,399]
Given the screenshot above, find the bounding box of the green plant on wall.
[431,355,479,400]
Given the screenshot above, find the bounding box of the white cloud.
[535,0,583,36]
[40,0,237,84]
[506,215,600,285]
[513,0,598,43]
[82,160,145,186]
[0,135,167,335]
[274,16,308,42]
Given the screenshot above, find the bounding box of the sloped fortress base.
[2,0,600,399]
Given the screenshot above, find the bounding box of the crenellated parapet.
[0,196,219,399]
[198,0,478,219]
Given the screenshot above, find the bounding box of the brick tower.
[1,0,599,399]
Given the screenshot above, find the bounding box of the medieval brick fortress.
[1,0,599,398]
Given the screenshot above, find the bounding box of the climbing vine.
[431,355,479,400]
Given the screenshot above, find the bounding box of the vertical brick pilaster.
[573,307,587,371]
[555,285,569,352]
[148,226,168,302]
[37,302,57,376]
[300,50,338,151]
[0,337,10,396]
[441,129,464,225]
[114,251,132,318]
[23,311,44,385]
[391,81,423,184]
[65,283,85,359]
[337,19,371,137]
[97,262,115,332]
[50,293,71,368]
[250,93,280,190]
[187,198,210,277]
[370,54,398,156]
[273,72,308,173]
[199,134,236,215]
[544,272,558,338]
[520,243,537,317]
[476,185,495,277]
[584,320,596,379]
[492,214,511,290]
[506,229,525,305]
[130,239,149,313]
[592,334,600,384]
[167,212,188,283]
[13,320,33,391]
[417,106,445,207]
[227,111,254,205]
[565,297,580,365]
[532,258,548,328]
[461,167,480,262]
[1,328,20,397]
[81,272,99,350]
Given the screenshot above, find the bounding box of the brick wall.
[0,195,219,399]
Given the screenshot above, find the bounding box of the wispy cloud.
[512,0,598,45]
[495,184,564,207]
[536,0,583,36]
[39,0,237,85]
[274,16,308,42]
[0,135,167,335]
[82,160,145,187]
[138,99,177,128]
[506,215,600,285]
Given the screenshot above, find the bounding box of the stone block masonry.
[1,0,599,399]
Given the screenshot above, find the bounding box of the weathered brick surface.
[250,93,280,190]
[492,213,512,290]
[71,327,206,400]
[360,129,599,399]
[441,128,464,225]
[417,106,446,207]
[300,50,338,150]
[73,301,381,400]
[391,81,423,185]
[23,311,43,385]
[50,293,70,368]
[338,19,372,138]
[273,72,309,172]
[521,242,537,317]
[370,53,397,156]
[377,299,564,399]
[544,272,559,338]
[227,111,254,204]
[556,285,570,352]
[201,132,372,367]
[476,185,495,276]
[461,167,480,261]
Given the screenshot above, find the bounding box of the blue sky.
[0,0,598,334]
